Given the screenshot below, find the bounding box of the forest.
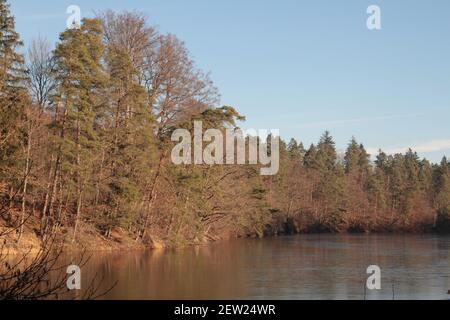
[1,0,450,254]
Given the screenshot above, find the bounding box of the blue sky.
[10,0,450,162]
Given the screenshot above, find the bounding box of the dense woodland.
[1,1,449,250]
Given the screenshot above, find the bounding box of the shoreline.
[3,226,449,257]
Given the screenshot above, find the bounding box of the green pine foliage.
[0,0,28,195]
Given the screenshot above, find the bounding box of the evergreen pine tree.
[433,157,450,229]
[0,0,26,91]
[287,138,303,163]
[303,143,318,169]
[344,137,360,173]
[52,18,108,239]
[99,46,155,236]
[316,131,337,171]
[0,0,28,192]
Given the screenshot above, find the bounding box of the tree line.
[1,0,449,250]
[268,134,450,234]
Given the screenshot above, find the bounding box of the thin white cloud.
[367,139,450,155]
[292,113,423,129]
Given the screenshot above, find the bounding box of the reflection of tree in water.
[70,235,450,300]
[84,241,250,299]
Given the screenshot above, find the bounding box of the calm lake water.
[69,234,450,300]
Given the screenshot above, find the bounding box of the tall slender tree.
[0,0,30,233]
[51,18,108,239]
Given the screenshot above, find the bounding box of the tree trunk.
[141,150,166,238]
[73,114,82,242]
[18,124,32,243]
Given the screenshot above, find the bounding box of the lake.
[68,234,450,300]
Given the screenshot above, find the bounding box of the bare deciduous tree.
[27,36,56,110]
[98,10,157,72]
[142,33,219,138]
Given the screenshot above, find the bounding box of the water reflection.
[70,234,450,300]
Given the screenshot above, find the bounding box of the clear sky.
[10,0,450,162]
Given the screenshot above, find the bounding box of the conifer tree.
[344,137,360,174]
[0,0,26,91]
[433,157,450,229]
[51,18,108,239]
[357,144,370,174]
[99,46,155,237]
[303,144,318,169]
[287,138,302,163]
[316,131,337,172]
[368,163,388,216]
[0,0,26,162]
[0,0,29,218]
[306,132,345,230]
